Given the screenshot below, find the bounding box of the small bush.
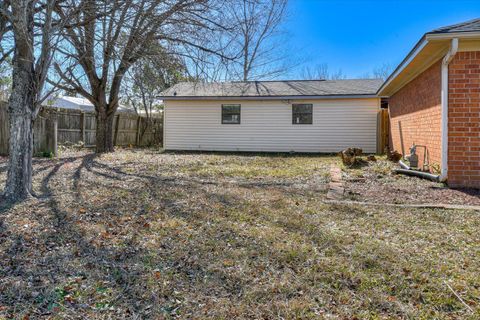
[35,151,55,158]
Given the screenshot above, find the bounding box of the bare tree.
[122,44,185,139]
[0,0,72,201]
[0,55,10,100]
[182,44,233,82]
[359,63,394,80]
[155,0,291,83]
[53,0,228,153]
[372,63,394,80]
[300,63,346,80]
[227,0,288,81]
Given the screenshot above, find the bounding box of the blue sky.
[285,0,480,78]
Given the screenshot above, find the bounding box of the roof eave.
[426,31,480,40]
[377,35,428,96]
[378,31,480,96]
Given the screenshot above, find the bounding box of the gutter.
[397,160,440,182]
[377,36,428,95]
[378,31,480,96]
[426,31,480,40]
[440,38,459,182]
[395,168,440,182]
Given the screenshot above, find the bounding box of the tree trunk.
[3,69,35,201]
[95,109,115,153]
[139,117,150,145]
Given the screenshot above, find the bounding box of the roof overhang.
[378,32,480,96]
[161,94,379,101]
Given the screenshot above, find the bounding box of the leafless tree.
[52,0,229,153]
[372,63,394,80]
[0,0,75,201]
[0,1,11,100]
[122,44,185,139]
[226,0,288,81]
[0,56,10,101]
[359,63,394,80]
[182,44,232,82]
[300,63,346,80]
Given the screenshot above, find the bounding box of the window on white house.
[222,104,241,124]
[292,104,313,124]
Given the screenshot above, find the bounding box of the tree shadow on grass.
[0,152,159,317]
[0,156,90,214]
[1,151,290,318]
[0,150,367,318]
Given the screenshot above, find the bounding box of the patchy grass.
[0,149,479,319]
[173,152,336,179]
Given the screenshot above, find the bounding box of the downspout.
[440,38,459,182]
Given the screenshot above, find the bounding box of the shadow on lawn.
[0,152,273,318]
[3,151,478,318]
[0,156,89,214]
[0,153,165,316]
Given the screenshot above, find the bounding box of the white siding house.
[162,80,383,153]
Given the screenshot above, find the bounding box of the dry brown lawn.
[0,149,479,319]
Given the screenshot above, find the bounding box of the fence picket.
[0,102,163,156]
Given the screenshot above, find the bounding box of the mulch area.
[343,160,480,206]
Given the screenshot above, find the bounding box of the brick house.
[378,19,480,188]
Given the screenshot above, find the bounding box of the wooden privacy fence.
[0,102,163,156]
[377,108,390,154]
[0,102,57,155]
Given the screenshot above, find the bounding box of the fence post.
[135,116,141,146]
[377,111,381,154]
[46,110,58,157]
[376,109,389,155]
[80,112,86,144]
[113,114,120,146]
[53,116,58,156]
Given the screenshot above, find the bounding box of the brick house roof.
[379,18,480,96]
[428,18,480,34]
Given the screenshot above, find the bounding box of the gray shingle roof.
[428,18,480,34]
[162,79,383,98]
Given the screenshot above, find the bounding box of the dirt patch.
[343,159,480,205]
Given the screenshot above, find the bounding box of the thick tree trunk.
[4,112,34,200]
[95,109,116,153]
[3,69,35,201]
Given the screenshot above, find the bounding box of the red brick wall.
[389,61,442,170]
[448,51,480,188]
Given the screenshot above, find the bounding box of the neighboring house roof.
[47,96,134,113]
[378,18,480,96]
[162,79,383,100]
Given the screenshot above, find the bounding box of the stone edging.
[327,164,344,200]
[324,200,480,211]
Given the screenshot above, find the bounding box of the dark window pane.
[292,104,313,124]
[222,114,240,124]
[293,104,312,114]
[293,114,312,124]
[222,104,241,124]
[222,105,240,114]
